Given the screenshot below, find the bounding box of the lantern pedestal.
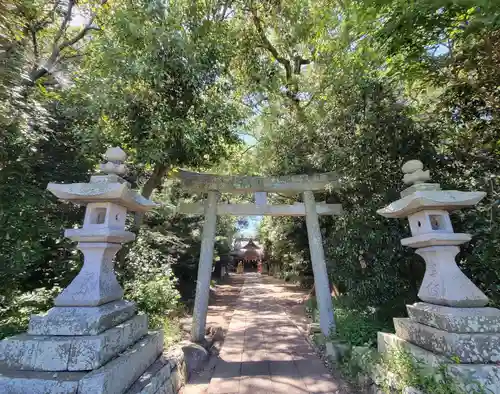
[376,160,500,393]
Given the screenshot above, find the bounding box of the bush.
[0,287,61,339]
[125,268,181,324]
[335,307,391,347]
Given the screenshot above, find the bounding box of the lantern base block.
[377,332,500,394]
[0,314,148,372]
[0,331,163,394]
[28,299,137,336]
[394,317,500,364]
[407,302,500,333]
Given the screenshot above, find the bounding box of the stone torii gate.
[173,169,343,342]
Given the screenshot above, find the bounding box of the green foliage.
[0,287,61,339]
[334,306,392,348]
[1,0,500,365]
[343,348,490,393]
[380,350,489,394]
[126,270,181,321]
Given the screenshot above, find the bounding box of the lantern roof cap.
[377,190,486,218]
[46,147,157,212]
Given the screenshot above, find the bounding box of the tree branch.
[29,26,39,66]
[251,9,292,81]
[26,0,107,84]
[133,163,169,229]
[52,0,75,45]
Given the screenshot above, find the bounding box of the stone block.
[403,387,425,394]
[0,314,147,372]
[377,332,450,368]
[125,352,172,394]
[407,302,500,333]
[394,318,500,363]
[28,300,137,336]
[325,340,351,362]
[308,323,321,334]
[181,342,208,377]
[448,363,500,394]
[0,335,72,371]
[169,368,184,393]
[78,331,163,394]
[0,369,84,394]
[68,314,148,370]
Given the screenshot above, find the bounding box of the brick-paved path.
[206,274,346,394]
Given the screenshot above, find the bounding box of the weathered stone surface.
[394,318,500,363]
[191,191,218,342]
[0,336,72,371]
[54,242,124,307]
[181,342,208,377]
[68,314,148,370]
[78,331,163,394]
[448,363,500,394]
[0,314,147,372]
[308,322,321,334]
[376,190,486,219]
[407,302,500,333]
[46,181,157,212]
[169,368,184,394]
[0,369,84,394]
[173,169,341,193]
[28,300,137,336]
[125,352,172,394]
[177,201,343,216]
[400,183,441,198]
[377,332,450,368]
[304,190,335,337]
[415,246,489,308]
[325,340,351,362]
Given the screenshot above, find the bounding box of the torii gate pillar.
[191,190,219,342]
[304,190,335,336]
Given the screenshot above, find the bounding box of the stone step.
[377,332,451,367]
[448,363,500,394]
[394,318,500,363]
[78,331,163,394]
[0,331,163,394]
[378,333,500,393]
[125,353,173,394]
[29,299,137,336]
[0,314,148,372]
[406,302,500,333]
[0,369,85,394]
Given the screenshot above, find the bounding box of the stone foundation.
[0,303,187,394]
[377,302,500,394]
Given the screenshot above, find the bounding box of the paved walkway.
[203,274,347,394]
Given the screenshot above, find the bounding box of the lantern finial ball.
[104,147,127,163]
[100,147,127,175]
[402,159,430,185]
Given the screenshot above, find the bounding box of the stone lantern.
[376,160,500,393]
[0,148,175,394]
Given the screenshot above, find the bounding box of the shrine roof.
[172,169,340,193]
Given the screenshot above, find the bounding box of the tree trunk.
[133,163,169,229]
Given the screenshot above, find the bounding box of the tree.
[70,0,246,210]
